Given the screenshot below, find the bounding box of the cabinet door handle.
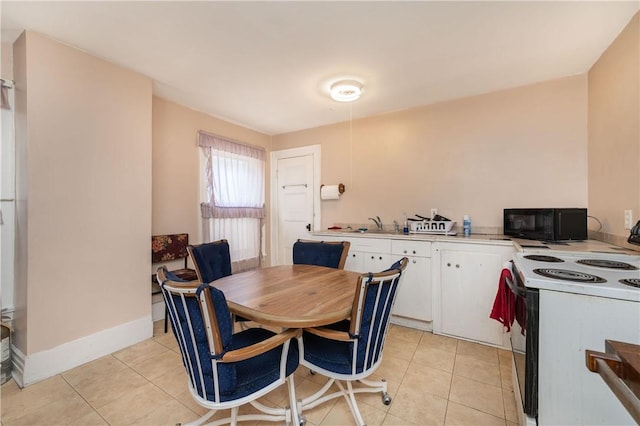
[378,256,382,260]
[412,259,417,264]
[352,254,356,257]
[403,250,407,254]
[412,250,416,254]
[371,256,375,259]
[456,264,460,268]
[447,262,451,267]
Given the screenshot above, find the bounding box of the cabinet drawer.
[391,240,431,257]
[348,238,391,254]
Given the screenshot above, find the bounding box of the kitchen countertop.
[311,229,638,253]
[310,230,514,246]
[512,238,639,255]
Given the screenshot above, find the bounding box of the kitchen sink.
[339,229,400,235]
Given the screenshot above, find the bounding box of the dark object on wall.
[151,233,198,281]
[628,221,640,246]
[151,233,198,333]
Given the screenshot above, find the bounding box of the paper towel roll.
[321,184,342,200]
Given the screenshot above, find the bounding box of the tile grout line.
[456,345,510,423]
[2,323,513,426]
[442,338,460,425]
[115,345,203,425]
[59,355,117,425]
[378,331,419,425]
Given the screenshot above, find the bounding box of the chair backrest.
[292,239,351,269]
[157,267,236,402]
[348,257,408,374]
[187,239,232,283]
[152,234,190,265]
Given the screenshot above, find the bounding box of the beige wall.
[273,75,588,232]
[1,42,12,79]
[13,32,152,355]
[6,9,635,384]
[588,12,639,241]
[151,97,272,263]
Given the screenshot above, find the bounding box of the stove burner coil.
[576,259,638,270]
[619,278,640,288]
[533,268,606,283]
[523,255,564,263]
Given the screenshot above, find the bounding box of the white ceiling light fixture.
[330,80,363,102]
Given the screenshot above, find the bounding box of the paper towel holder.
[320,183,345,195]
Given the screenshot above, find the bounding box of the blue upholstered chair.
[292,239,350,269]
[188,239,251,327]
[298,258,409,426]
[187,239,233,283]
[156,267,302,426]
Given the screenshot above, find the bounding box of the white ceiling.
[1,1,638,135]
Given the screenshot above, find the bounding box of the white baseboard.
[11,315,153,387]
[390,315,433,332]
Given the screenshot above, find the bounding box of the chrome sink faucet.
[368,216,383,230]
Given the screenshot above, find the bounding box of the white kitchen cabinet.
[308,233,516,336]
[362,252,392,272]
[391,240,432,322]
[306,234,433,329]
[344,250,392,273]
[341,237,391,273]
[432,242,514,348]
[344,249,364,272]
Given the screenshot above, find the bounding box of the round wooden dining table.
[211,264,362,328]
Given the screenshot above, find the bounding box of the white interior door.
[277,156,314,265]
[270,145,320,266]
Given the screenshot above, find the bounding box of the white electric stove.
[510,247,640,425]
[513,250,639,301]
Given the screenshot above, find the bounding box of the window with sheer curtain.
[198,131,265,272]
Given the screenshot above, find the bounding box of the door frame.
[270,145,321,266]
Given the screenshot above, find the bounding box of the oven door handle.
[505,272,527,298]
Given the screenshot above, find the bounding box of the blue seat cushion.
[217,328,299,402]
[167,280,299,403]
[293,241,345,269]
[302,277,398,375]
[302,328,355,375]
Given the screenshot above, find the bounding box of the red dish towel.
[489,266,516,332]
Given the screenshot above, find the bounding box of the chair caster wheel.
[382,392,391,405]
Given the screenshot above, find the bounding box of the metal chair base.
[300,377,390,426]
[183,376,301,426]
[183,401,289,426]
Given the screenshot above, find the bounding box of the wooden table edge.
[229,302,351,329]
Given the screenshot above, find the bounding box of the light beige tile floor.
[1,321,519,426]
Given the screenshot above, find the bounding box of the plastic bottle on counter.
[463,215,471,236]
[403,213,409,234]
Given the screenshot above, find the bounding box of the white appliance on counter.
[511,250,640,425]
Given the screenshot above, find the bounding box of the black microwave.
[503,208,588,241]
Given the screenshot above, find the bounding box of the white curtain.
[198,131,265,272]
